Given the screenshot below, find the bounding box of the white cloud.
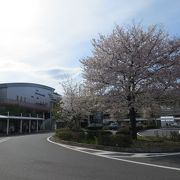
[0,0,155,93]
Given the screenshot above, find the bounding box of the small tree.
[52,98,65,125]
[61,79,82,130]
[61,79,98,129]
[81,23,180,139]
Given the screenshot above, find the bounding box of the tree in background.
[52,76,101,130]
[60,79,82,130]
[52,98,65,126]
[61,79,99,129]
[81,23,180,139]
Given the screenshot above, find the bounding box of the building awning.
[0,115,44,120]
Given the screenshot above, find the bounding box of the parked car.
[170,122,180,128]
[108,122,119,130]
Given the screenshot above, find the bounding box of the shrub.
[56,129,132,147]
[85,130,98,140]
[72,130,85,142]
[99,130,113,136]
[144,124,158,130]
[111,135,132,147]
[170,131,180,142]
[102,126,109,130]
[56,130,73,141]
[136,126,144,131]
[56,129,86,142]
[85,130,112,140]
[116,128,130,135]
[138,135,164,142]
[98,134,132,147]
[97,135,112,146]
[55,128,66,137]
[87,125,103,130]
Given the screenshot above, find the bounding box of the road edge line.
[47,136,180,172]
[0,137,11,143]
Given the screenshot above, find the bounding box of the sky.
[0,0,179,93]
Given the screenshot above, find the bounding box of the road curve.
[0,133,179,180]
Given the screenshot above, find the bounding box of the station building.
[0,83,60,135]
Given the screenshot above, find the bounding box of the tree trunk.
[129,107,137,140]
[74,116,80,130]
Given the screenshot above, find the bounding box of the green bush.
[137,135,164,142]
[85,130,98,140]
[87,126,103,130]
[98,134,132,147]
[99,130,113,136]
[116,128,130,135]
[85,130,112,140]
[56,129,132,147]
[55,128,65,137]
[144,124,157,130]
[102,126,109,130]
[72,130,85,142]
[113,135,132,147]
[136,126,144,131]
[56,129,85,142]
[97,135,112,146]
[56,130,73,141]
[170,131,180,142]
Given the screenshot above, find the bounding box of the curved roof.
[0,83,55,91]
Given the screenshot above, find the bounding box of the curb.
[50,136,180,153]
[47,136,180,171]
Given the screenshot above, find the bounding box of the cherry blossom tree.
[81,24,180,139]
[60,79,100,129]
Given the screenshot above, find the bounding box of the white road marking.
[94,151,121,155]
[47,137,180,158]
[47,136,180,171]
[137,132,143,136]
[0,137,11,143]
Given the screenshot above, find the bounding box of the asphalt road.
[0,133,180,180]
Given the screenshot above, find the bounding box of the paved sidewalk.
[140,128,180,137]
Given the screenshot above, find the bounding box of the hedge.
[56,129,85,142]
[97,134,132,147]
[55,129,132,147]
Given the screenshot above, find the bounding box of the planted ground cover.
[55,128,132,147]
[54,128,180,152]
